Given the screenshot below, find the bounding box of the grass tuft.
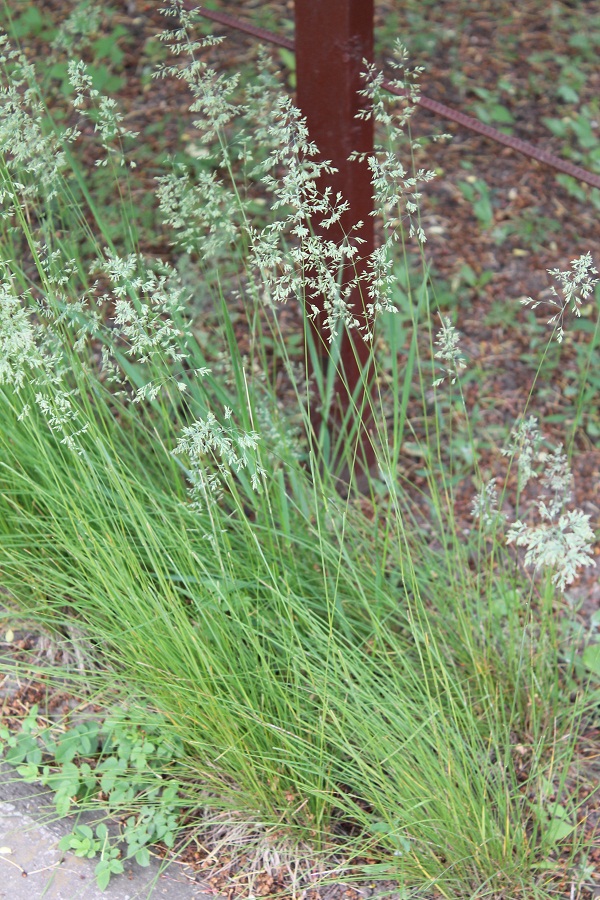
[0,5,598,898]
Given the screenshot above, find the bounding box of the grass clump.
[0,4,598,898]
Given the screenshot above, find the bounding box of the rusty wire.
[190,4,600,191]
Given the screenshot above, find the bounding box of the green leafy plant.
[0,706,183,890]
[457,172,495,229]
[491,206,562,253]
[543,104,600,209]
[469,80,516,130]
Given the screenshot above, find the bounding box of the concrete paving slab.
[0,763,216,899]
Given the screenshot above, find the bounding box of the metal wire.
[191,4,600,191]
[194,5,294,50]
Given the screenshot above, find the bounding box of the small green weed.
[6,5,54,40]
[452,262,494,298]
[0,706,183,890]
[543,103,600,209]
[491,206,562,253]
[469,80,516,130]
[457,171,495,229]
[484,298,520,329]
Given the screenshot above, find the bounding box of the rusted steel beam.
[294,0,376,475]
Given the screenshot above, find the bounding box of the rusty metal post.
[294,0,375,478]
